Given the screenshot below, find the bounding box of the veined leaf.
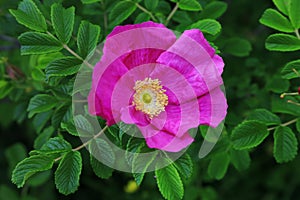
[178,0,202,11]
[34,126,55,149]
[230,149,251,171]
[109,1,137,26]
[19,32,63,55]
[208,152,230,180]
[289,0,300,29]
[55,151,82,195]
[51,4,75,44]
[272,96,300,116]
[274,126,298,163]
[246,108,281,125]
[231,120,269,150]
[173,153,193,179]
[190,19,221,35]
[266,34,300,52]
[273,0,290,15]
[27,94,58,118]
[281,59,300,79]
[222,37,252,57]
[9,0,47,32]
[199,1,227,19]
[145,0,158,11]
[46,57,82,78]
[81,0,100,4]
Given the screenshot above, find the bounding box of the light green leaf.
[89,138,115,179]
[259,9,294,32]
[9,0,47,32]
[231,120,269,150]
[51,4,75,44]
[208,152,230,180]
[12,155,54,188]
[109,1,137,26]
[199,1,227,19]
[274,126,298,163]
[55,151,82,195]
[281,59,300,79]
[19,32,62,55]
[27,94,58,118]
[155,163,184,200]
[190,19,221,35]
[222,37,252,57]
[145,0,158,11]
[73,115,94,136]
[77,21,101,58]
[40,137,72,152]
[273,0,290,15]
[265,34,300,51]
[230,150,251,171]
[246,109,281,126]
[61,121,78,136]
[173,153,193,179]
[178,0,202,11]
[289,0,300,29]
[81,0,100,4]
[46,57,82,78]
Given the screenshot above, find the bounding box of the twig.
[267,118,298,131]
[165,3,179,26]
[135,3,158,22]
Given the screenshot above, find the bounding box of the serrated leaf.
[61,120,79,136]
[155,163,184,200]
[51,4,75,44]
[266,34,300,51]
[109,1,137,26]
[55,151,82,195]
[259,9,294,32]
[281,59,300,79]
[274,126,298,163]
[34,126,55,149]
[208,152,230,180]
[246,109,281,126]
[230,150,251,171]
[273,0,290,15]
[89,138,115,179]
[51,104,71,129]
[199,1,227,19]
[145,0,158,10]
[77,21,101,59]
[266,75,290,93]
[134,12,151,24]
[19,32,62,55]
[5,143,27,174]
[12,155,54,188]
[40,137,72,153]
[32,111,53,133]
[289,0,300,29]
[46,57,82,78]
[222,37,252,57]
[179,0,202,11]
[73,115,94,136]
[272,96,300,116]
[27,94,58,118]
[173,153,193,179]
[231,120,269,150]
[9,0,47,32]
[190,19,221,35]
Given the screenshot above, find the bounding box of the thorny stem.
[165,3,179,26]
[135,3,158,22]
[267,118,298,131]
[54,125,109,162]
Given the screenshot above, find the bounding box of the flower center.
[132,77,168,119]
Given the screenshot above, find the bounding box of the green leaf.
[259,8,294,32]
[145,0,158,11]
[19,32,62,55]
[0,83,13,99]
[222,37,252,57]
[289,0,300,29]
[246,109,281,126]
[51,4,75,44]
[265,33,300,51]
[199,1,228,19]
[274,126,298,163]
[272,96,300,116]
[55,151,82,195]
[231,120,269,150]
[34,126,55,149]
[281,59,300,79]
[61,121,78,136]
[134,13,151,24]
[9,0,47,32]
[77,21,101,58]
[155,163,184,200]
[27,94,58,118]
[190,19,221,35]
[266,75,290,93]
[273,0,290,15]
[40,137,72,153]
[208,152,230,180]
[296,119,300,132]
[5,143,27,174]
[230,150,251,171]
[109,1,137,26]
[89,138,115,179]
[12,155,54,188]
[46,57,82,78]
[27,170,51,187]
[81,0,100,4]
[74,115,94,136]
[173,153,193,179]
[51,104,71,129]
[178,0,202,11]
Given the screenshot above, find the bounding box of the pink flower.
[88,21,227,152]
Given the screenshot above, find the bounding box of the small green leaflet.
[46,57,83,78]
[281,59,300,79]
[34,126,55,149]
[12,155,54,188]
[230,149,251,171]
[55,151,82,195]
[289,0,300,29]
[199,1,228,19]
[246,108,281,125]
[190,19,221,35]
[178,0,202,11]
[51,4,75,44]
[222,37,252,57]
[18,32,63,55]
[265,34,300,52]
[81,0,101,4]
[9,0,47,32]
[173,153,193,179]
[208,152,230,180]
[109,1,137,26]
[27,94,58,118]
[144,0,159,11]
[272,0,290,15]
[273,126,298,163]
[231,120,269,150]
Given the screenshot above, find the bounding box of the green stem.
[295,29,300,39]
[267,118,298,131]
[165,3,179,26]
[135,3,158,22]
[55,125,109,162]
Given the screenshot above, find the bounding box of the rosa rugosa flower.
[88,21,227,152]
